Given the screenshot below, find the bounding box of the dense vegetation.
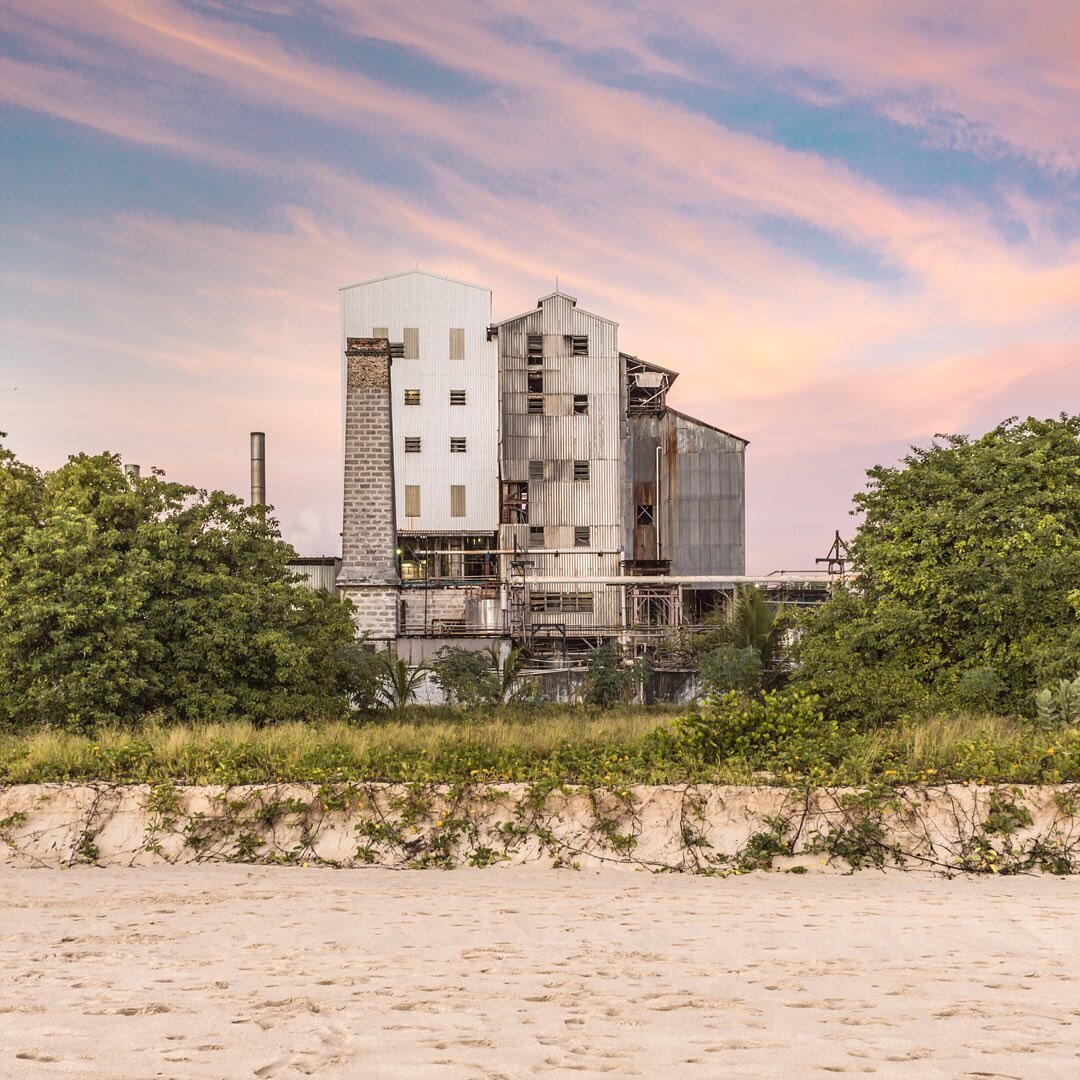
[0,439,367,730]
[0,415,1078,788]
[791,415,1080,725]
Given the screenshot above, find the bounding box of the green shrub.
[1034,672,1080,729]
[429,646,500,709]
[583,641,640,708]
[955,667,1005,712]
[697,645,763,696]
[674,688,847,774]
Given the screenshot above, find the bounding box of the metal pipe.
[250,431,266,508]
[519,575,840,585]
[655,442,663,560]
[123,464,140,480]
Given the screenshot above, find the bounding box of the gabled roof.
[338,268,490,293]
[492,291,617,328]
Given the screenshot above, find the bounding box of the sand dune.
[1,866,1078,1078]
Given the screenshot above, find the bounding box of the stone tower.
[338,336,399,643]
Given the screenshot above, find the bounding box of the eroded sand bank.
[1,866,1079,1078]
[3,782,1079,873]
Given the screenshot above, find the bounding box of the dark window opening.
[529,592,594,614]
[636,504,655,526]
[571,335,588,356]
[528,525,545,548]
[450,437,466,453]
[404,388,420,405]
[573,460,589,481]
[528,459,544,480]
[404,437,421,453]
[573,394,588,415]
[527,395,544,415]
[574,526,590,547]
[528,370,544,393]
[449,389,466,405]
[501,481,529,524]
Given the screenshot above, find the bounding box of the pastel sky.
[2,1,1079,572]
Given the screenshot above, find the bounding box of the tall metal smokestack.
[124,464,140,480]
[250,431,266,509]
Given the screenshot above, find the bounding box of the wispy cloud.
[1,0,1077,568]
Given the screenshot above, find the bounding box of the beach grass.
[0,705,1076,787]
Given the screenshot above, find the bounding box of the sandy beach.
[1,867,1078,1078]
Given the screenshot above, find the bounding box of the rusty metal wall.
[625,410,746,574]
[495,293,624,629]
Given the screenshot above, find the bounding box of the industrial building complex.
[329,268,760,664]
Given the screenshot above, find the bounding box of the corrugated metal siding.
[625,411,746,575]
[287,558,342,594]
[340,271,499,533]
[497,294,623,629]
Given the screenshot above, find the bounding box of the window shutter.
[404,485,421,517]
[449,328,465,360]
[403,327,420,359]
[450,485,466,518]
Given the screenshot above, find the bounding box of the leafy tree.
[795,415,1080,723]
[0,440,366,730]
[429,646,499,709]
[583,640,640,707]
[695,586,791,692]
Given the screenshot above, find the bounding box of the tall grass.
[0,707,1074,786]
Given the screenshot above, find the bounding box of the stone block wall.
[338,337,399,641]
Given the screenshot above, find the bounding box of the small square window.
[389,342,405,359]
[571,335,588,356]
[528,525,544,548]
[450,437,467,453]
[404,388,420,405]
[450,389,466,406]
[527,395,544,415]
[404,437,421,453]
[372,326,389,339]
[573,460,589,481]
[528,459,544,481]
[574,526,590,547]
[636,503,655,526]
[573,394,588,415]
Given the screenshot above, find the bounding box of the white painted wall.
[340,270,499,533]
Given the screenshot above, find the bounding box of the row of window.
[403,389,467,406]
[404,484,466,518]
[528,591,594,614]
[527,393,589,415]
[404,437,467,453]
[529,525,591,548]
[401,387,589,414]
[399,484,609,546]
[527,334,588,361]
[373,328,466,361]
[367,329,594,363]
